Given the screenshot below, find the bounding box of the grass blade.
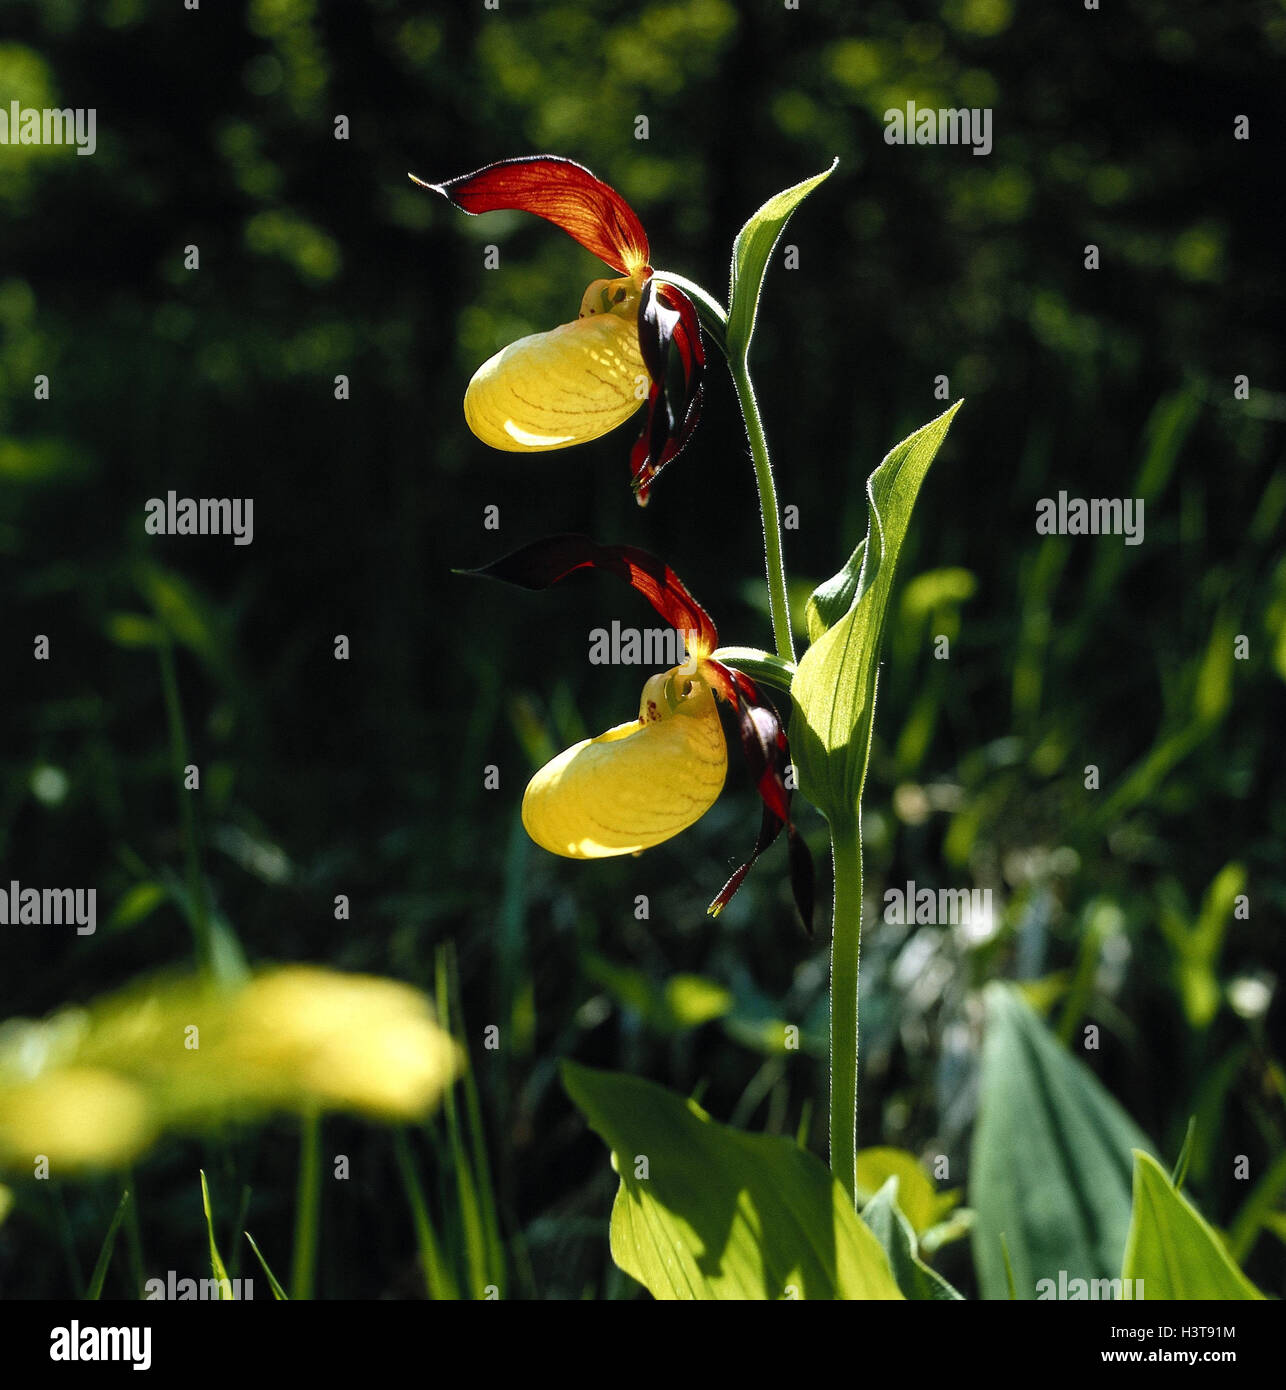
[244,1231,289,1300]
[435,950,491,1298]
[290,1111,322,1300]
[199,1170,233,1297]
[393,1129,458,1299]
[85,1188,132,1300]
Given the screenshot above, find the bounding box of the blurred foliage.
[0,0,1282,1297]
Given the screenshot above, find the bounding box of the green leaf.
[789,403,962,826]
[243,1231,290,1300]
[1158,862,1244,1031]
[970,984,1154,1300]
[199,1170,235,1299]
[562,1060,902,1300]
[106,881,167,932]
[1171,1116,1196,1190]
[1122,1151,1264,1299]
[137,563,224,670]
[919,1206,975,1256]
[583,953,732,1033]
[804,538,867,645]
[861,1178,964,1300]
[85,1188,132,1300]
[999,1234,1018,1300]
[855,1147,959,1235]
[1228,1148,1286,1264]
[105,612,166,649]
[726,159,837,363]
[899,567,977,621]
[393,1129,459,1300]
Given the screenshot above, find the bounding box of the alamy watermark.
[0,880,95,935]
[1036,491,1144,546]
[588,621,697,672]
[0,101,96,156]
[883,879,990,926]
[49,1323,150,1370]
[1037,1270,1145,1300]
[144,1271,254,1300]
[884,101,992,157]
[145,492,254,545]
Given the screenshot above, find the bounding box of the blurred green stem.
[121,1168,145,1296]
[290,1111,322,1300]
[730,357,796,664]
[157,639,212,977]
[829,816,862,1206]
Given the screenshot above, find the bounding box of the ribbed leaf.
[563,1061,902,1300]
[970,984,1154,1300]
[726,161,837,363]
[790,404,961,827]
[1122,1151,1263,1299]
[861,1178,963,1300]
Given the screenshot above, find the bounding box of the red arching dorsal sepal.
[418,156,650,277]
[463,534,718,656]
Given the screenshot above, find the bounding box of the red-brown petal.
[704,660,813,933]
[462,534,718,654]
[420,156,649,276]
[629,281,705,504]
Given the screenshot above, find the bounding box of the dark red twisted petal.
[629,280,705,506]
[419,156,649,276]
[704,660,814,934]
[461,534,718,653]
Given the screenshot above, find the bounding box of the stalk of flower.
[411,155,704,504]
[464,534,814,928]
[428,152,965,1221]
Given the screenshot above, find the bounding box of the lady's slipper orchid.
[470,535,814,928]
[414,156,704,504]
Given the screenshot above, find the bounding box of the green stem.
[290,1110,322,1300]
[157,640,213,977]
[730,356,796,664]
[121,1167,146,1296]
[829,815,862,1207]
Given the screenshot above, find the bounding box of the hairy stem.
[829,815,862,1206]
[730,357,796,664]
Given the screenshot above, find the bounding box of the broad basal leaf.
[862,1178,963,1300]
[789,403,961,828]
[726,160,837,363]
[1121,1150,1264,1300]
[970,984,1154,1300]
[562,1060,902,1300]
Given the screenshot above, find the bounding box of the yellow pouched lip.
[464,310,649,452]
[522,670,727,857]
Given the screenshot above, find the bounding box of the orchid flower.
[469,535,813,927]
[413,156,704,504]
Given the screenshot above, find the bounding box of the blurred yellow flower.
[0,966,463,1176]
[0,1068,153,1172]
[222,968,463,1119]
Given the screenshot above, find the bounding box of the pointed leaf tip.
[726,159,838,362]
